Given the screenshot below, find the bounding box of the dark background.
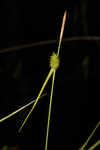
[0,1,100,150]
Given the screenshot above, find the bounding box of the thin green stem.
[79,121,100,150]
[45,70,55,150]
[0,93,46,123]
[88,140,100,150]
[18,69,53,132]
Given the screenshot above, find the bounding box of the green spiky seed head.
[50,52,60,70]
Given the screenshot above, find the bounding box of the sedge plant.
[18,11,67,150]
[0,11,100,150]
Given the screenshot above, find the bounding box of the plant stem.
[88,140,100,150]
[0,93,46,123]
[18,68,53,132]
[45,70,55,150]
[79,121,100,150]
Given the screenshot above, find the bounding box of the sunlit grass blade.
[88,140,100,150]
[18,68,54,132]
[0,93,46,123]
[79,121,100,150]
[45,70,55,150]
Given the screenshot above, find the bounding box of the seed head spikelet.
[50,52,60,70]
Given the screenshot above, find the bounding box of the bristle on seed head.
[49,52,60,70]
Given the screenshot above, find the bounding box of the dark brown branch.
[0,36,100,53]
